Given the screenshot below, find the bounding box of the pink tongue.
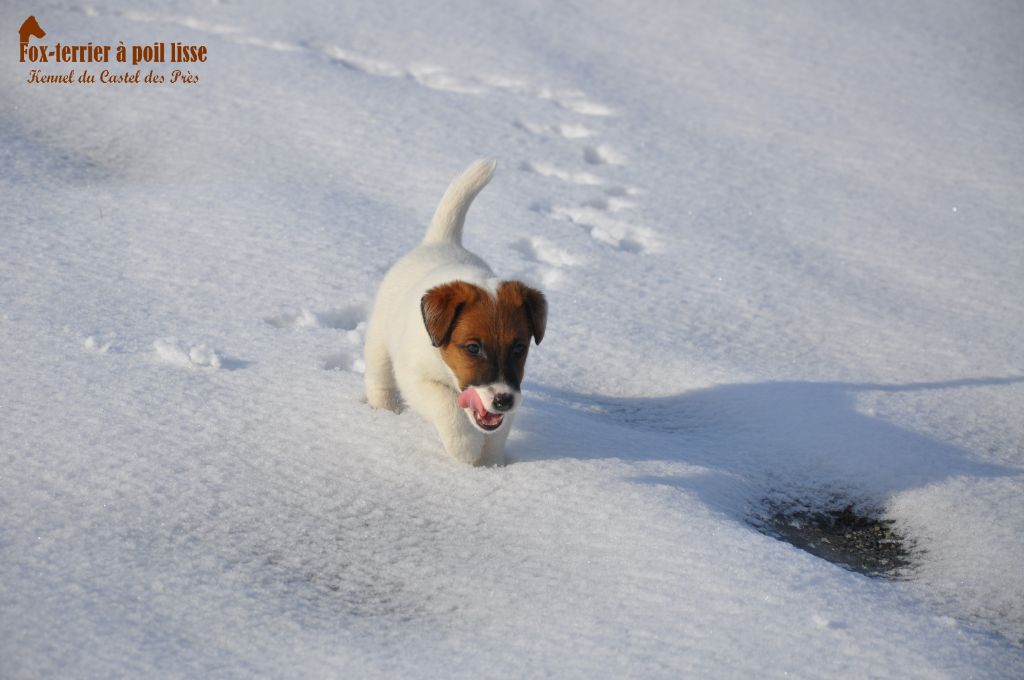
[458,387,486,415]
[458,388,502,426]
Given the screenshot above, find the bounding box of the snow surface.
[3,0,1024,677]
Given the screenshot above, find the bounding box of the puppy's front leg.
[364,318,401,412]
[479,417,512,467]
[409,380,486,465]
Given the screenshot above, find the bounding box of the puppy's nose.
[491,393,514,412]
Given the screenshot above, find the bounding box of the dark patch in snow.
[752,497,915,579]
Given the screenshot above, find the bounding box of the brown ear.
[420,281,479,347]
[500,281,547,345]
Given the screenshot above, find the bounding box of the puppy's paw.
[366,387,402,413]
[446,439,499,467]
[470,450,505,467]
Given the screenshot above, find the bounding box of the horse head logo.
[19,15,46,44]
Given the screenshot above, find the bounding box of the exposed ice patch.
[751,495,914,579]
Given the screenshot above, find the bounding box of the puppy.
[364,159,546,466]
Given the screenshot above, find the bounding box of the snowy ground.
[2,0,1024,677]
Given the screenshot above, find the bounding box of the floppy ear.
[500,281,547,345]
[522,285,547,345]
[420,281,478,347]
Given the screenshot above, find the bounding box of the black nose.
[491,393,514,412]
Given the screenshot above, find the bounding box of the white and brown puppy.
[364,159,546,466]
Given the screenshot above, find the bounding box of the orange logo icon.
[19,15,45,44]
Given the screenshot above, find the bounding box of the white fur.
[364,158,516,466]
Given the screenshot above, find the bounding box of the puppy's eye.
[464,343,482,357]
[511,342,527,356]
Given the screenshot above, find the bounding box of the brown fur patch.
[421,280,547,390]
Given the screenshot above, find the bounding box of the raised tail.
[422,158,497,245]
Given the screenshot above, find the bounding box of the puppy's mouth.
[457,387,504,432]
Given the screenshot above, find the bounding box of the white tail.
[422,158,497,245]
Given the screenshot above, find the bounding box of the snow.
[2,0,1023,677]
[153,338,223,369]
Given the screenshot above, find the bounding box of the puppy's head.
[421,280,546,433]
